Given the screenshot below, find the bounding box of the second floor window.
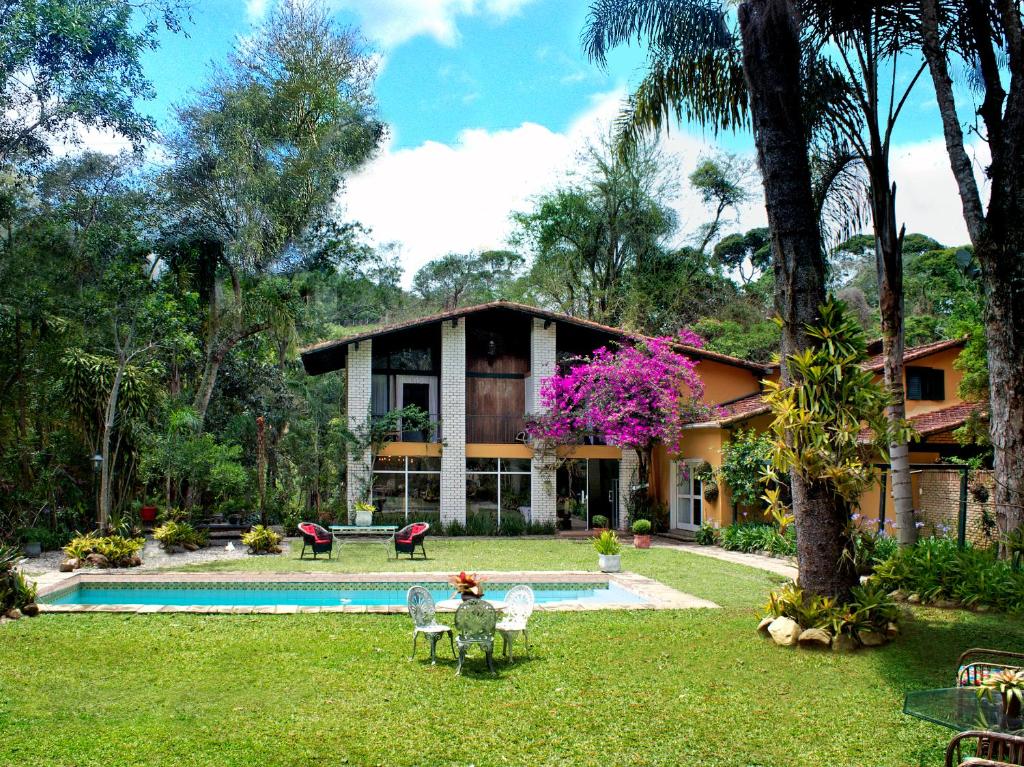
[907,367,945,401]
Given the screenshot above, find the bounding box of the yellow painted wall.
[887,347,964,418]
[687,360,763,405]
[557,445,622,460]
[655,428,734,528]
[379,442,443,457]
[466,443,533,459]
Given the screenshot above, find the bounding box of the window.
[907,367,945,401]
[466,458,532,528]
[372,456,440,523]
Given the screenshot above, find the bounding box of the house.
[300,301,983,534]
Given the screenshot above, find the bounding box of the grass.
[3,540,1023,766]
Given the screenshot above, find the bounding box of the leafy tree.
[0,0,184,164]
[412,250,523,310]
[689,153,754,252]
[719,429,774,508]
[163,0,384,428]
[713,227,771,284]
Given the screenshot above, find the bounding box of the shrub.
[17,526,72,552]
[591,515,609,529]
[764,581,898,642]
[872,537,1024,613]
[465,512,497,536]
[720,522,796,557]
[719,429,773,508]
[241,525,282,555]
[626,491,669,532]
[498,514,526,537]
[526,521,556,535]
[444,519,466,536]
[63,532,144,568]
[0,544,37,613]
[592,530,622,555]
[695,522,717,546]
[631,519,652,535]
[153,521,208,552]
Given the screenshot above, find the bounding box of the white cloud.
[342,90,767,287]
[245,0,269,22]
[329,0,539,47]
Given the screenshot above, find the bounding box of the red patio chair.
[298,522,333,560]
[394,522,430,560]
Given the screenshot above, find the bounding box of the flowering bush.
[449,571,485,598]
[526,331,716,484]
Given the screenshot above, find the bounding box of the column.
[618,451,640,531]
[346,340,373,520]
[530,318,558,526]
[440,319,466,526]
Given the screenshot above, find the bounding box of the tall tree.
[412,250,523,310]
[917,0,1024,543]
[164,0,384,428]
[584,0,857,598]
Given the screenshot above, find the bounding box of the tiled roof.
[863,337,967,371]
[858,401,986,443]
[718,393,771,424]
[300,300,773,375]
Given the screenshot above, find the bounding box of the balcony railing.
[467,414,528,444]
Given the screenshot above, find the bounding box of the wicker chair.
[394,522,430,560]
[406,586,454,665]
[957,649,1024,687]
[946,731,1024,766]
[297,522,333,560]
[496,585,535,663]
[454,599,497,675]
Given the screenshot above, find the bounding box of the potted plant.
[449,571,486,600]
[140,500,158,524]
[978,668,1024,723]
[631,519,652,549]
[352,501,375,527]
[593,530,622,572]
[591,514,609,535]
[22,531,41,559]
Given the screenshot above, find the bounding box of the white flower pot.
[354,510,373,527]
[598,554,621,573]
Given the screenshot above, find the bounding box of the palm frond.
[811,142,870,253]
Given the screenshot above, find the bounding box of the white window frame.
[372,456,441,522]
[465,458,531,527]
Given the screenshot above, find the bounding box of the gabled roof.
[857,401,986,443]
[300,300,773,376]
[864,337,967,372]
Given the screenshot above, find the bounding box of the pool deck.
[36,570,718,614]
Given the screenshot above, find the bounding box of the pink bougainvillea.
[526,331,718,486]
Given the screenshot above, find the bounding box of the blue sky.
[129,0,976,281]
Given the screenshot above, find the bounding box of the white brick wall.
[440,320,466,525]
[530,318,558,525]
[618,451,640,531]
[346,340,373,519]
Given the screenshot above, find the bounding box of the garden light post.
[92,453,103,530]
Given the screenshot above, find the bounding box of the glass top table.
[904,687,1024,733]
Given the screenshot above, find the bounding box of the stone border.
[36,570,717,614]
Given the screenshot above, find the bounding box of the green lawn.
[3,540,1022,767]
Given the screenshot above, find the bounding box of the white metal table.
[328,525,399,557]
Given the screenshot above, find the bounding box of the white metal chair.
[406,586,454,665]
[496,584,535,662]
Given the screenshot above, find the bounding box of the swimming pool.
[41,578,648,609]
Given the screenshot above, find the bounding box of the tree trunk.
[918,0,1024,543]
[98,352,128,532]
[739,0,857,599]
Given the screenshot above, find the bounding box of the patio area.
[3,539,1022,766]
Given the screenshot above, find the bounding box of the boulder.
[885,622,900,638]
[756,616,774,635]
[888,590,905,602]
[798,627,832,648]
[832,633,859,653]
[906,593,921,604]
[859,630,886,647]
[85,553,109,568]
[183,542,200,552]
[768,617,801,647]
[4,608,22,620]
[974,604,991,614]
[59,558,78,573]
[128,555,143,567]
[21,603,39,618]
[934,598,959,609]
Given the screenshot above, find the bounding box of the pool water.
[44,580,647,608]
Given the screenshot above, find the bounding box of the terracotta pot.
[140,506,158,523]
[633,534,651,549]
[592,527,608,536]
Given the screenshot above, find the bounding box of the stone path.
[654,539,798,580]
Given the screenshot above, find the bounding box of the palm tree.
[584,0,859,599]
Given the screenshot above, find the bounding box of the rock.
[974,604,991,614]
[5,608,22,620]
[889,590,905,601]
[885,622,900,638]
[59,558,78,572]
[798,627,832,647]
[934,598,959,609]
[756,616,775,635]
[183,543,199,552]
[832,634,859,653]
[85,553,109,568]
[859,630,886,647]
[128,555,142,567]
[21,603,39,618]
[906,593,921,604]
[768,616,801,647]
